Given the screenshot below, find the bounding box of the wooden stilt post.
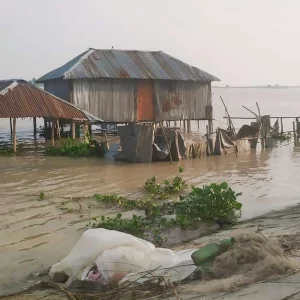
[293,121,297,145]
[197,120,200,131]
[56,120,61,139]
[13,118,17,153]
[51,119,55,146]
[44,118,47,138]
[10,118,13,138]
[179,120,182,128]
[83,121,89,143]
[88,124,92,138]
[208,120,213,134]
[280,117,283,134]
[183,120,186,131]
[71,121,76,139]
[33,117,37,139]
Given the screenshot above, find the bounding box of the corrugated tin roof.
[37,49,219,82]
[0,80,102,121]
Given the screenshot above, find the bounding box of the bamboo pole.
[242,105,258,116]
[71,121,76,139]
[220,96,236,136]
[51,119,55,146]
[13,118,16,153]
[256,102,261,120]
[33,117,37,139]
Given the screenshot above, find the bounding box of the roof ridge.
[161,52,220,81]
[63,49,95,79]
[94,49,162,53]
[0,80,19,96]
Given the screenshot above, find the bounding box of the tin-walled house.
[37,49,219,124]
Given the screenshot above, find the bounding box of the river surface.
[1,87,300,294]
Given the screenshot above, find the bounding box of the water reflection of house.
[36,49,219,124]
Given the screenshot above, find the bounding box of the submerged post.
[280,118,283,134]
[51,119,55,146]
[71,121,76,139]
[293,121,297,145]
[13,118,17,153]
[33,117,37,139]
[187,120,191,132]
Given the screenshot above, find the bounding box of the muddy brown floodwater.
[2,87,300,295]
[1,141,300,295]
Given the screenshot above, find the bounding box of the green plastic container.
[191,237,235,266]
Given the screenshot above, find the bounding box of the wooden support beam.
[71,121,76,139]
[51,119,55,146]
[197,120,200,131]
[10,118,12,138]
[33,117,37,139]
[13,118,17,153]
[280,118,283,134]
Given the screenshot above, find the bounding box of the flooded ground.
[1,87,300,295]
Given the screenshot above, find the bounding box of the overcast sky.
[1,0,299,86]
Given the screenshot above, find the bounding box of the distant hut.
[0,79,98,152]
[36,49,219,125]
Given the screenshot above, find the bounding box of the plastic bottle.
[191,237,235,266]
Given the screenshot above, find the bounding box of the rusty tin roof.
[0,80,101,120]
[37,49,219,82]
